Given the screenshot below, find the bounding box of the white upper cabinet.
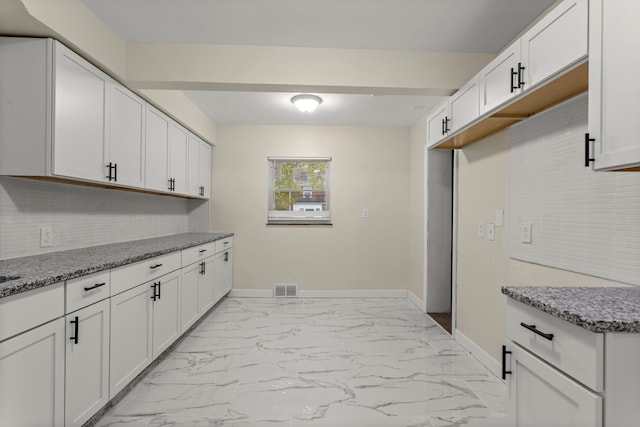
[479,42,522,114]
[187,133,213,198]
[105,84,146,187]
[429,0,588,150]
[588,0,640,171]
[53,43,107,182]
[168,121,189,195]
[145,105,171,192]
[426,98,451,149]
[0,37,107,181]
[199,141,212,199]
[521,0,588,90]
[0,37,214,195]
[448,74,480,134]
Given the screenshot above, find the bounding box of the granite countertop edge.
[502,286,640,333]
[0,232,233,299]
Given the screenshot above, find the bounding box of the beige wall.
[211,125,411,292]
[408,118,427,301]
[456,130,626,362]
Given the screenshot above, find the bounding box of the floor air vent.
[274,283,298,298]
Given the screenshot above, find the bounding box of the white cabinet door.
[0,318,65,427]
[187,133,201,196]
[449,75,480,133]
[521,0,588,90]
[187,133,212,198]
[589,0,640,171]
[507,343,602,427]
[106,83,145,187]
[65,300,110,427]
[197,257,215,315]
[198,137,212,199]
[168,121,189,195]
[145,105,171,192]
[53,43,106,182]
[181,262,200,332]
[426,99,450,148]
[110,282,153,398]
[214,249,233,303]
[479,42,522,114]
[152,270,181,358]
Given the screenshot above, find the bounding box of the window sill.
[266,221,333,226]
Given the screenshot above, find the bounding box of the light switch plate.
[496,209,504,227]
[478,221,485,238]
[488,223,495,241]
[361,208,369,219]
[40,227,52,247]
[522,222,532,243]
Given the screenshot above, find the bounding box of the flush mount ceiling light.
[291,94,323,113]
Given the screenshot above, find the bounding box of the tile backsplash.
[0,176,205,259]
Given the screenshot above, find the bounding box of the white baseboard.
[229,289,409,299]
[407,291,425,312]
[454,329,503,381]
[298,289,407,298]
[228,289,273,298]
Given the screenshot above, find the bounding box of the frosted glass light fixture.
[291,94,322,113]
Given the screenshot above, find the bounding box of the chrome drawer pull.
[520,322,554,341]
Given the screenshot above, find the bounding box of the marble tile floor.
[95,297,507,427]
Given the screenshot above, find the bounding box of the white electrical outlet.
[362,208,369,219]
[487,223,495,241]
[478,221,485,238]
[40,227,52,247]
[522,222,532,243]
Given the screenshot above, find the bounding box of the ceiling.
[82,0,556,127]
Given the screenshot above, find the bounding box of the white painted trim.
[455,328,503,381]
[230,289,410,299]
[228,289,273,298]
[408,290,424,312]
[298,290,407,298]
[452,150,459,333]
[423,143,429,313]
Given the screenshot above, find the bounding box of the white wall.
[456,128,627,363]
[211,125,411,292]
[0,177,208,259]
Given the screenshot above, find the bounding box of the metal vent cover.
[273,283,298,297]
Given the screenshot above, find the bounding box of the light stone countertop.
[502,286,640,333]
[0,232,233,299]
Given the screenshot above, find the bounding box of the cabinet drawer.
[0,282,64,342]
[182,242,216,267]
[215,237,233,253]
[507,299,603,391]
[110,252,181,296]
[66,270,110,313]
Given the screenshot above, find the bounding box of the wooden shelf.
[433,61,589,150]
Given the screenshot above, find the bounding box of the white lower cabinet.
[110,282,154,398]
[65,299,110,427]
[151,270,181,357]
[505,298,640,427]
[110,269,181,398]
[197,256,215,315]
[214,248,233,303]
[507,342,602,427]
[0,318,66,427]
[181,261,202,332]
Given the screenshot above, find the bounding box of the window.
[268,157,331,225]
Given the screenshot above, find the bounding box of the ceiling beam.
[127,43,494,97]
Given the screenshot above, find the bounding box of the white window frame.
[267,157,332,225]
